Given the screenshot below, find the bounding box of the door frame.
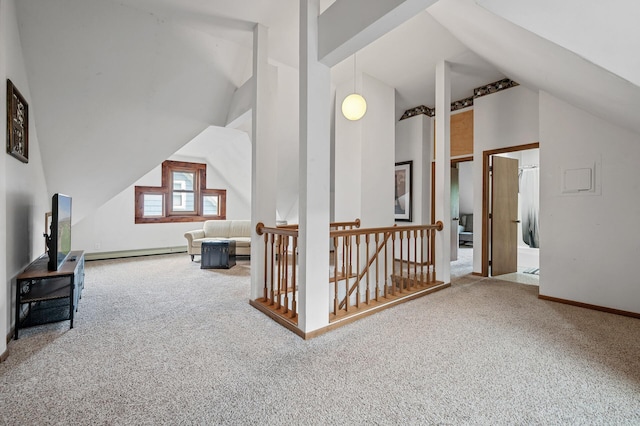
[481,143,539,276]
[431,156,473,223]
[431,156,474,262]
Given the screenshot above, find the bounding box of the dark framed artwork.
[6,79,29,163]
[394,160,412,222]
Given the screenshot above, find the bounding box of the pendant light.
[341,53,367,121]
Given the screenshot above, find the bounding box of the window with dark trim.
[135,160,226,223]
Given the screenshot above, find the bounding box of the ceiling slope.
[476,0,640,88]
[16,0,252,221]
[428,0,640,136]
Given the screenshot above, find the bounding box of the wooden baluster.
[391,231,396,296]
[281,236,287,309]
[427,228,432,282]
[400,230,406,293]
[276,236,283,310]
[382,233,389,298]
[348,233,353,276]
[269,234,275,305]
[291,236,297,318]
[375,233,380,302]
[420,229,425,285]
[365,234,370,305]
[426,228,430,283]
[345,236,351,312]
[355,235,361,308]
[263,233,268,300]
[416,230,419,284]
[283,236,289,314]
[340,236,347,275]
[408,230,413,289]
[430,228,435,282]
[333,236,339,315]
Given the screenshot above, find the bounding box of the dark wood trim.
[482,143,539,157]
[162,160,206,188]
[0,347,8,363]
[538,294,640,319]
[135,215,226,224]
[430,161,435,223]
[471,272,483,277]
[135,160,227,224]
[482,151,490,276]
[430,162,436,265]
[451,156,473,164]
[482,142,539,277]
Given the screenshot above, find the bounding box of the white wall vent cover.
[560,157,601,195]
[563,167,592,192]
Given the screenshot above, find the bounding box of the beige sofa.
[184,220,251,260]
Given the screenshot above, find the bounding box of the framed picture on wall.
[394,161,412,222]
[6,79,29,163]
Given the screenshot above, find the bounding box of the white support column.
[250,24,278,300]
[435,60,451,283]
[298,0,331,333]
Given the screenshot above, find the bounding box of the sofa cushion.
[461,214,473,232]
[229,220,251,238]
[203,220,231,238]
[232,237,251,248]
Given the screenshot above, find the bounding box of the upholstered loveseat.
[459,213,473,246]
[184,220,251,260]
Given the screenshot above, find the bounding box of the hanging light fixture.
[341,53,367,121]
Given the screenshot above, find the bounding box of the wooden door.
[491,156,518,276]
[450,166,459,261]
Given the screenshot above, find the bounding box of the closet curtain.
[520,168,540,248]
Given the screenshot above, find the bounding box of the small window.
[143,194,164,217]
[171,170,195,214]
[203,195,219,216]
[135,160,226,224]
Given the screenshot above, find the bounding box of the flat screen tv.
[47,193,72,271]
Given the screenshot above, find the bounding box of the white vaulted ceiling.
[14,0,640,221]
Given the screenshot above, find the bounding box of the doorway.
[451,157,474,277]
[482,143,540,283]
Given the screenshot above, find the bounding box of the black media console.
[15,250,85,339]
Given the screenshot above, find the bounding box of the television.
[47,193,72,271]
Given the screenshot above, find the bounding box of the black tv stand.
[15,250,85,339]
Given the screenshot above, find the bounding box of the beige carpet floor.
[1,253,639,425]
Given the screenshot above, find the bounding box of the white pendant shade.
[341,93,367,121]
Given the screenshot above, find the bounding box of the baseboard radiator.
[84,246,187,261]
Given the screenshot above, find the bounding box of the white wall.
[334,78,363,223]
[73,127,251,255]
[1,0,50,347]
[395,114,433,225]
[334,72,394,227]
[472,85,539,273]
[361,73,395,227]
[539,92,640,314]
[274,62,300,224]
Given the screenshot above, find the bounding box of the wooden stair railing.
[254,219,361,324]
[253,220,444,330]
[335,231,392,311]
[330,223,443,318]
